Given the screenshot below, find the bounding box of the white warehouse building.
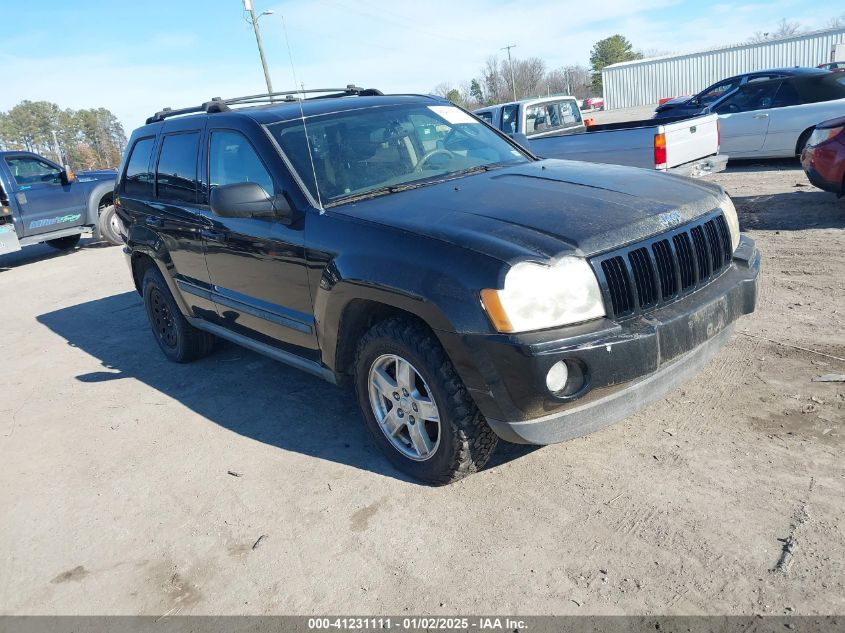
[602,27,845,110]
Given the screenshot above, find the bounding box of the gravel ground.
[1,152,843,615]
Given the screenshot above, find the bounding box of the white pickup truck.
[474,96,728,177]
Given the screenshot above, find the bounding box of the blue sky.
[2,0,843,131]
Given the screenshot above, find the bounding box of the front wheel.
[354,317,498,484]
[98,204,122,246]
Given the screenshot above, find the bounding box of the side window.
[772,81,801,108]
[526,100,582,135]
[208,131,274,194]
[715,82,780,114]
[500,105,519,134]
[122,137,155,197]
[476,111,493,124]
[698,79,740,105]
[156,132,200,203]
[5,157,62,186]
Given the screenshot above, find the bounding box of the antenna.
[281,15,325,213]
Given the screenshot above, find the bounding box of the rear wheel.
[354,317,498,484]
[98,204,122,246]
[141,267,216,363]
[45,234,81,250]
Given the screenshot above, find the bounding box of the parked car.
[709,72,845,159]
[800,115,845,195]
[653,67,828,119]
[0,151,121,257]
[475,100,726,177]
[582,97,604,111]
[117,87,759,484]
[818,61,845,72]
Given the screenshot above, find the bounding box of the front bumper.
[445,235,760,445]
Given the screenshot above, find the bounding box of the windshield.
[267,103,529,206]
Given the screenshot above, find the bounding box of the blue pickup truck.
[0,150,121,256]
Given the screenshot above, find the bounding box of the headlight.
[480,257,605,333]
[720,194,740,253]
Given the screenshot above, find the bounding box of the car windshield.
[266,102,529,206]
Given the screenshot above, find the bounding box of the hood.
[336,159,725,264]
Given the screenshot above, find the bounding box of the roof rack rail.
[145,85,383,124]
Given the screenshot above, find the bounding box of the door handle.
[145,216,164,228]
[200,229,227,243]
[753,113,769,119]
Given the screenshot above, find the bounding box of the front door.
[201,125,317,357]
[714,81,781,156]
[2,154,85,237]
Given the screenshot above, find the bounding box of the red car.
[817,61,845,72]
[801,116,845,196]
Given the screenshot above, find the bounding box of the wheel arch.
[84,181,117,236]
[795,126,815,156]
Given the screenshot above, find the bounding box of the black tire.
[141,267,216,363]
[45,234,81,250]
[98,204,122,246]
[354,317,498,484]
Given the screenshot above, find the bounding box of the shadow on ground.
[733,188,845,231]
[37,292,537,483]
[0,239,114,272]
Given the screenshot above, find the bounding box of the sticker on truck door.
[29,213,82,230]
[0,223,22,256]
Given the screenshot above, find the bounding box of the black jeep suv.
[115,86,759,484]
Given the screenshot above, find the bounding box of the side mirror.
[509,132,530,147]
[209,182,292,222]
[60,168,76,185]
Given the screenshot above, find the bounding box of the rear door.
[148,119,217,316]
[2,154,85,237]
[713,81,781,156]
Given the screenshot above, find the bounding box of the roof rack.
[145,85,383,124]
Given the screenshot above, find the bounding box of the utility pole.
[51,130,63,166]
[502,44,517,101]
[244,0,274,95]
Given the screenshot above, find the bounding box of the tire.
[45,234,81,250]
[354,317,498,484]
[141,266,216,363]
[98,204,122,246]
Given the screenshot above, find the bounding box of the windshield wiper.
[325,163,514,207]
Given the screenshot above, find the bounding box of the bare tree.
[431,82,454,98]
[829,13,845,28]
[750,18,803,43]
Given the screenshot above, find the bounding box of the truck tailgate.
[663,114,720,169]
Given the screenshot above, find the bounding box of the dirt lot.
[1,154,843,615]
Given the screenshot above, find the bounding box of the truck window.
[501,105,519,134]
[123,137,155,197]
[714,82,780,114]
[525,100,582,135]
[5,156,62,186]
[156,132,200,203]
[209,130,274,194]
[476,111,493,125]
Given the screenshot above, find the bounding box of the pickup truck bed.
[524,113,727,176]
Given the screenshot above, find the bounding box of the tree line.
[0,101,127,171]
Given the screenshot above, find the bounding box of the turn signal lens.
[654,132,667,169]
[0,206,9,216]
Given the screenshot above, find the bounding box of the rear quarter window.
[122,137,156,197]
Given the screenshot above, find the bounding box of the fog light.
[546,361,569,393]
